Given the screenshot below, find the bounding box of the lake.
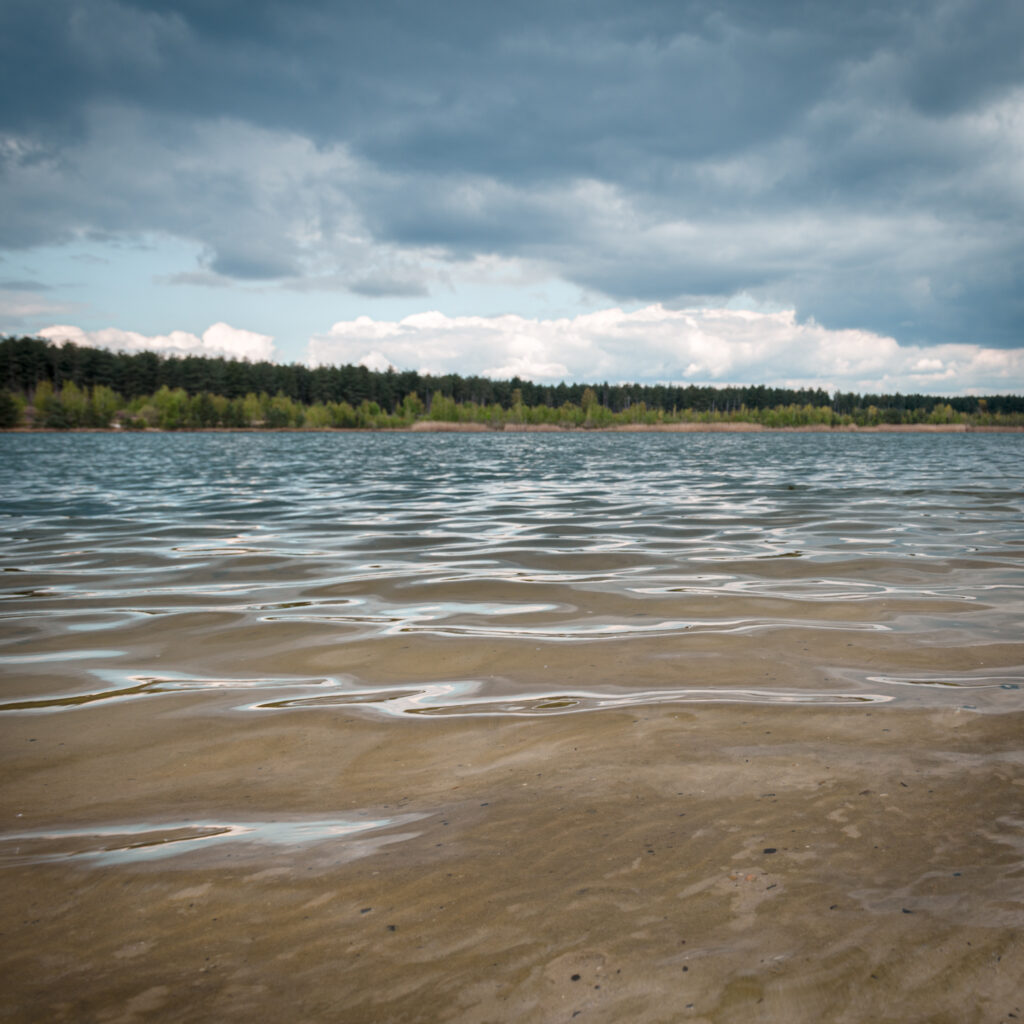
[2,431,1023,1022]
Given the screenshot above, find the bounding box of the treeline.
[4,334,1024,419]
[6,379,1020,432]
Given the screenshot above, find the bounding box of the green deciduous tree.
[88,385,121,427]
[0,390,23,428]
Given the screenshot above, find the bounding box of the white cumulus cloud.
[39,322,275,362]
[308,305,1024,394]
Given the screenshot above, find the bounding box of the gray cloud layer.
[1,0,1022,346]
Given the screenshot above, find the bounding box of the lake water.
[2,432,1023,1022]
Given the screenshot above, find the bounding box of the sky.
[1,0,1022,394]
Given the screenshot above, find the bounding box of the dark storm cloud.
[7,0,1015,168]
[1,0,1022,345]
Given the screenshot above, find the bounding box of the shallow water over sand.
[2,432,1023,1022]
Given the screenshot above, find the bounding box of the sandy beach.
[4,677,1023,1022]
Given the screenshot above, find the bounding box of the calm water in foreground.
[1,432,1023,1023]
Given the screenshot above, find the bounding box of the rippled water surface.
[2,432,1022,712]
[2,431,1023,1023]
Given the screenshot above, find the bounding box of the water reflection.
[250,681,891,715]
[7,669,1023,716]
[0,813,427,866]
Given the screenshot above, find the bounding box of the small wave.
[0,648,123,666]
[250,680,890,716]
[831,669,1024,712]
[0,672,339,712]
[387,618,889,640]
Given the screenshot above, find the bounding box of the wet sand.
[3,686,1024,1023]
[4,607,1024,1023]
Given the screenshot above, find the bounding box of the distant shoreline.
[4,422,1023,435]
